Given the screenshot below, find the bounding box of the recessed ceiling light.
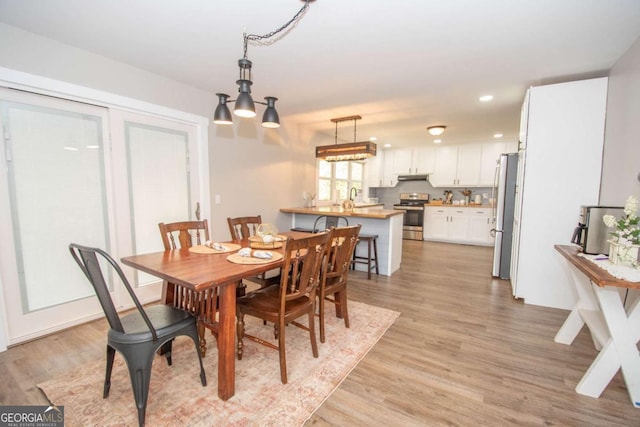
[493,133,503,138]
[384,143,391,148]
[369,136,377,142]
[479,95,494,102]
[63,146,78,151]
[433,139,442,144]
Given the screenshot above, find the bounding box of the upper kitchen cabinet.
[365,150,383,188]
[430,144,482,187]
[478,141,518,186]
[367,149,396,187]
[430,142,517,187]
[392,146,435,175]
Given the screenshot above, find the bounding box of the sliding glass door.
[0,89,206,344]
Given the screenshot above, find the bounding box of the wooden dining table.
[120,231,309,400]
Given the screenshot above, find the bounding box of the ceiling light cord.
[243,1,312,59]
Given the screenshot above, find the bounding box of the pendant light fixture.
[315,115,377,162]
[213,1,314,129]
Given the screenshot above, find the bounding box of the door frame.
[0,66,210,351]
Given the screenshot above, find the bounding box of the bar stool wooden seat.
[351,233,379,279]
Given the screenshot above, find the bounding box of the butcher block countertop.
[280,206,403,219]
[426,203,492,208]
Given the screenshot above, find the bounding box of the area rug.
[38,301,399,427]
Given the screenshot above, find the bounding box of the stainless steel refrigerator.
[491,153,518,279]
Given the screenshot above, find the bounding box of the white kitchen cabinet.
[448,208,470,240]
[381,149,397,187]
[365,151,383,188]
[412,146,435,174]
[424,206,494,246]
[392,148,413,175]
[430,145,482,187]
[467,208,495,244]
[478,142,518,186]
[391,146,435,175]
[430,146,457,186]
[423,207,449,240]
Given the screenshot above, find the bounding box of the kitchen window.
[318,159,363,202]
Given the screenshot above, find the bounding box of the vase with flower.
[603,195,640,267]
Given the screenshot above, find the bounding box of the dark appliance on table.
[571,205,623,255]
[393,193,429,240]
[491,153,518,279]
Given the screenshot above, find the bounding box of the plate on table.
[248,235,287,249]
[188,243,241,254]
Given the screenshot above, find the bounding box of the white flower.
[603,215,617,228]
[624,195,639,218]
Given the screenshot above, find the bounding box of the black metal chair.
[312,215,349,233]
[69,243,207,427]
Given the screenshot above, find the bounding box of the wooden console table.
[554,244,640,408]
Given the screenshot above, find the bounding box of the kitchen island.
[279,206,404,276]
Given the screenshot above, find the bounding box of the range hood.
[397,174,430,182]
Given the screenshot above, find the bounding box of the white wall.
[0,23,317,241]
[600,36,640,204]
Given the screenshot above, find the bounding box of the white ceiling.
[1,0,640,148]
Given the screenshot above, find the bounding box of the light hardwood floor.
[1,240,637,425]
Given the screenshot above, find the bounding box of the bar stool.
[351,234,379,279]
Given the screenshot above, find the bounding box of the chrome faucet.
[349,187,358,201]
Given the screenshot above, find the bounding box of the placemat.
[227,251,283,264]
[188,243,241,254]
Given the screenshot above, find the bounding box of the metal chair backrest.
[313,215,349,233]
[69,243,157,340]
[158,220,209,250]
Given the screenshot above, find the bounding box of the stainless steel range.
[393,193,429,240]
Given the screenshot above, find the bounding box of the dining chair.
[158,219,225,355]
[69,243,206,427]
[318,224,361,343]
[227,215,280,289]
[159,219,209,251]
[313,215,349,233]
[236,231,332,384]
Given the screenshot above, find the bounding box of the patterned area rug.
[38,301,399,426]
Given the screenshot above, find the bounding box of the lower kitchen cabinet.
[423,206,494,246]
[467,208,495,245]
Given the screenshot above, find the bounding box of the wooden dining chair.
[227,215,280,289]
[318,224,361,343]
[236,231,332,384]
[158,219,220,356]
[69,243,207,427]
[159,219,209,251]
[227,215,262,241]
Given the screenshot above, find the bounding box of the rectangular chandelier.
[315,141,377,162]
[315,114,377,162]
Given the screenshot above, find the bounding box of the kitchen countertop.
[280,206,403,219]
[425,203,493,208]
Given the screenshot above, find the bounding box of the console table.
[554,244,640,407]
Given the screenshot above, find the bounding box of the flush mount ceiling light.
[427,125,446,136]
[315,115,377,162]
[213,0,314,128]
